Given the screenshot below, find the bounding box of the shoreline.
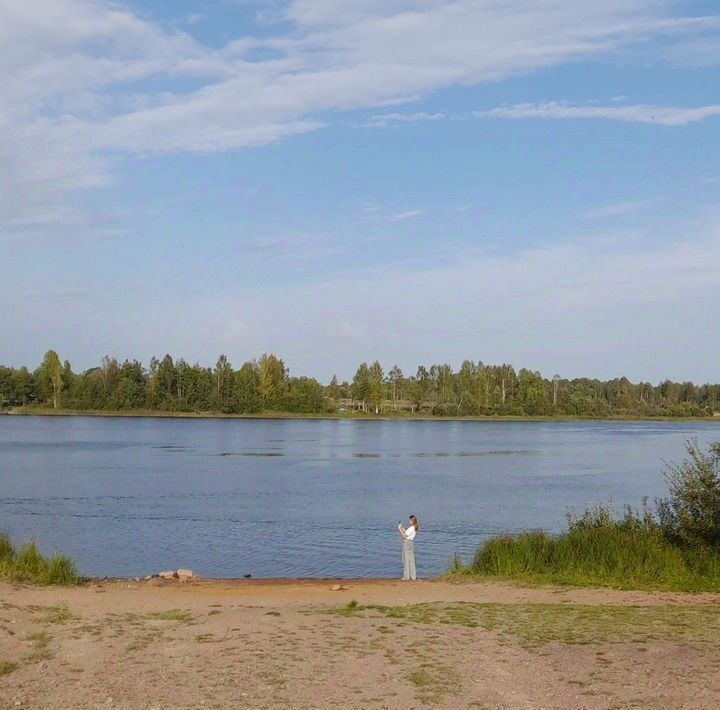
[10,575,720,608]
[5,407,720,424]
[60,575,720,602]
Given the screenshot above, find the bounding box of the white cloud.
[214,217,720,382]
[2,0,719,235]
[238,233,339,260]
[8,207,84,228]
[389,209,424,223]
[475,101,720,126]
[363,111,445,127]
[4,205,720,382]
[584,201,651,219]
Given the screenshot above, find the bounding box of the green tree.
[368,360,384,414]
[116,360,147,409]
[154,355,177,409]
[413,366,431,412]
[518,368,548,415]
[388,365,404,411]
[285,377,325,413]
[0,366,12,405]
[99,356,120,408]
[213,354,234,412]
[234,361,261,413]
[328,374,342,404]
[352,362,370,412]
[12,367,33,404]
[258,354,287,410]
[38,350,64,409]
[552,374,561,409]
[437,363,454,410]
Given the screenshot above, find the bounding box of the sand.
[2,578,720,709]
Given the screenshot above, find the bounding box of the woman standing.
[397,515,419,581]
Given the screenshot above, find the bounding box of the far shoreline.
[4,406,720,424]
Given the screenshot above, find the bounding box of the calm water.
[1,416,718,579]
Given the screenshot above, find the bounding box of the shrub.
[465,517,720,591]
[463,481,720,591]
[0,537,80,586]
[13,542,47,581]
[42,553,80,586]
[455,441,720,591]
[0,532,14,562]
[656,439,720,550]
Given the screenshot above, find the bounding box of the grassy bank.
[0,534,79,586]
[450,527,720,592]
[7,405,720,423]
[450,440,720,592]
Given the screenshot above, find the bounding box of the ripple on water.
[351,449,535,458]
[216,452,285,457]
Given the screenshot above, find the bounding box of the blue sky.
[2,0,719,383]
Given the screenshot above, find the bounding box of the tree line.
[1,350,719,418]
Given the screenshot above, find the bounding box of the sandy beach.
[2,577,720,709]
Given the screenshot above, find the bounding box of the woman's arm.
[397,524,407,539]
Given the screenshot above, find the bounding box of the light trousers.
[402,539,416,580]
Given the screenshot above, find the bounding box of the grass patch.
[367,602,720,649]
[328,600,364,617]
[146,609,195,625]
[0,534,79,586]
[450,513,720,592]
[452,442,720,592]
[36,605,76,625]
[0,660,18,676]
[0,534,14,563]
[25,630,53,662]
[126,632,161,652]
[407,662,459,704]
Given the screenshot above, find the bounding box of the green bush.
[657,439,720,550]
[14,542,47,581]
[466,518,720,591]
[0,536,80,586]
[0,533,14,562]
[455,440,720,591]
[42,553,80,586]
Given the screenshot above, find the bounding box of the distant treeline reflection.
[1,349,719,418]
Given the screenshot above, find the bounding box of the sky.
[2,0,719,384]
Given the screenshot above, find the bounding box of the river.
[1,416,718,578]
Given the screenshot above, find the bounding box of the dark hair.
[409,515,419,531]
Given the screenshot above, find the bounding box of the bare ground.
[2,578,720,709]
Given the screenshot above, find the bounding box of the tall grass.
[0,534,79,586]
[451,440,720,592]
[455,505,720,591]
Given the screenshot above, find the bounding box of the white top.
[404,524,417,541]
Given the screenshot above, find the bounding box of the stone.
[330,584,344,591]
[176,569,194,581]
[158,570,175,579]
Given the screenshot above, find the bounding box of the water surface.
[1,416,718,578]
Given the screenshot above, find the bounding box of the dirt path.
[2,579,720,709]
